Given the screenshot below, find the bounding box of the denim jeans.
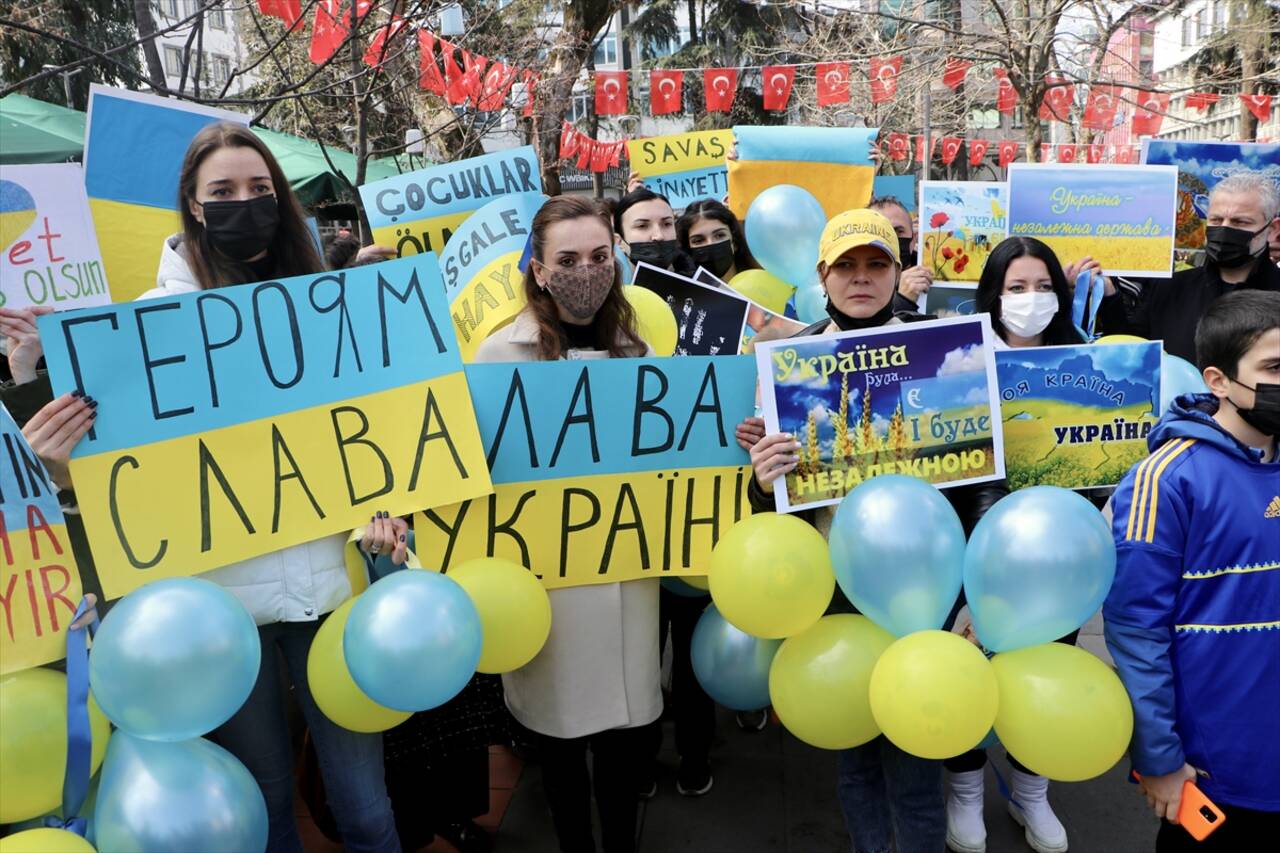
[215,619,401,853]
[837,736,946,853]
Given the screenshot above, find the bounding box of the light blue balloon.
[95,732,267,853]
[828,475,966,636]
[744,185,827,287]
[344,569,482,712]
[964,486,1116,652]
[661,577,710,598]
[690,604,781,711]
[1160,351,1208,413]
[795,283,828,324]
[89,578,260,742]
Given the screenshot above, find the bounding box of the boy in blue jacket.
[1105,290,1280,851]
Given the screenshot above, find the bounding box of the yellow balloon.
[448,557,553,674]
[869,630,998,759]
[307,599,411,733]
[680,575,709,591]
[709,513,834,639]
[728,269,797,315]
[769,615,894,749]
[1095,334,1148,345]
[992,643,1134,782]
[0,829,96,853]
[0,669,110,824]
[623,285,677,356]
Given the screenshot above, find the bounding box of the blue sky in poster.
[1142,140,1280,217]
[995,343,1161,413]
[1008,166,1176,231]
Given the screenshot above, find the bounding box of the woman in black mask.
[613,187,696,276]
[676,199,760,282]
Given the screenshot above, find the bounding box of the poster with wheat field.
[754,316,1005,513]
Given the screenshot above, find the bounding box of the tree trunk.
[1237,0,1267,140]
[687,0,698,45]
[133,0,167,94]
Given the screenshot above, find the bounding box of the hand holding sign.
[0,306,52,384]
[21,393,96,489]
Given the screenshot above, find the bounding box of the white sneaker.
[1007,769,1069,853]
[945,769,987,853]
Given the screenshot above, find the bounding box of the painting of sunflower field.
[918,181,1009,282]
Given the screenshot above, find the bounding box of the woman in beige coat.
[474,195,659,853]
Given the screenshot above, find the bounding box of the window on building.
[569,92,591,123]
[1213,1,1226,30]
[209,54,231,87]
[593,34,618,67]
[163,44,184,77]
[1195,10,1207,39]
[162,0,182,19]
[209,4,226,30]
[1181,18,1193,47]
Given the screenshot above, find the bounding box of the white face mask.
[1001,291,1059,339]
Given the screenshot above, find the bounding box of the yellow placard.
[451,250,525,361]
[627,130,735,178]
[372,212,471,259]
[0,517,84,675]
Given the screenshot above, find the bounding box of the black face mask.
[628,239,679,270]
[826,295,895,331]
[200,195,279,261]
[688,240,736,278]
[1229,379,1280,437]
[897,237,914,268]
[1204,223,1267,270]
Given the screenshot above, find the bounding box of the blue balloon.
[89,578,260,741]
[744,185,827,287]
[1161,351,1208,413]
[829,476,966,636]
[690,604,781,711]
[95,732,267,853]
[964,486,1116,652]
[344,569,482,712]
[795,283,828,324]
[661,577,710,598]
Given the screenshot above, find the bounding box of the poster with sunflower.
[917,181,1009,282]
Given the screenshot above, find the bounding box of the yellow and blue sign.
[627,130,734,209]
[37,256,493,598]
[441,192,545,361]
[728,126,879,222]
[0,405,84,674]
[84,85,248,303]
[416,355,758,589]
[360,146,542,259]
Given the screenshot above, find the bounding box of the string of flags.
[559,122,628,174]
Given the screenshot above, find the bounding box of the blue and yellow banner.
[37,256,493,598]
[84,85,249,302]
[441,192,545,361]
[627,130,734,209]
[996,342,1161,490]
[360,146,542,259]
[873,174,916,211]
[0,405,84,674]
[728,126,879,222]
[415,356,758,588]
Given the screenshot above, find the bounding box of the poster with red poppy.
[918,181,1010,282]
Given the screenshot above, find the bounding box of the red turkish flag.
[1039,76,1074,122]
[761,66,795,111]
[943,58,972,92]
[1241,94,1273,121]
[417,31,446,95]
[704,68,738,112]
[478,61,518,111]
[1086,143,1104,164]
[1115,145,1137,164]
[363,16,407,68]
[870,56,902,104]
[610,140,625,169]
[1185,92,1219,112]
[520,70,538,117]
[1132,91,1171,137]
[915,135,934,162]
[1082,84,1120,130]
[968,138,991,166]
[816,62,851,106]
[559,122,580,160]
[309,1,348,64]
[1039,143,1052,162]
[258,0,303,27]
[576,137,594,170]
[997,140,1020,168]
[939,137,963,165]
[595,71,629,115]
[650,70,683,115]
[1057,144,1078,163]
[591,140,612,173]
[994,68,1018,114]
[886,132,910,161]
[438,39,469,105]
[461,51,488,105]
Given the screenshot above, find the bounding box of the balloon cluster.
[695,476,1133,782]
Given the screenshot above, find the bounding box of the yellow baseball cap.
[817,208,900,269]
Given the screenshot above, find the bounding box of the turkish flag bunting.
[704,68,738,112]
[1039,76,1074,122]
[870,57,902,104]
[595,71,629,115]
[1082,84,1120,130]
[258,0,303,27]
[1185,92,1219,111]
[943,57,972,92]
[591,141,613,173]
[461,51,488,105]
[886,132,911,161]
[915,135,934,162]
[816,62,851,106]
[1132,91,1170,136]
[968,138,990,166]
[939,137,963,165]
[559,122,580,160]
[520,70,538,117]
[1057,144,1078,163]
[576,138,593,170]
[1087,143,1105,164]
[478,61,519,111]
[309,1,348,64]
[1241,94,1273,121]
[761,66,796,111]
[997,140,1019,168]
[1039,143,1052,162]
[1115,145,1137,164]
[362,16,407,68]
[417,31,446,94]
[650,70,683,115]
[610,140,625,169]
[994,68,1018,114]
[438,39,469,105]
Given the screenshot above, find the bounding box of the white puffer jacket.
[143,235,352,625]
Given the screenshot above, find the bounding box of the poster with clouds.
[754,315,1004,512]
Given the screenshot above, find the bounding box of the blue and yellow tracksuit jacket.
[1104,394,1280,812]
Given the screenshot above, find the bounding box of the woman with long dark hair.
[675,198,760,281]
